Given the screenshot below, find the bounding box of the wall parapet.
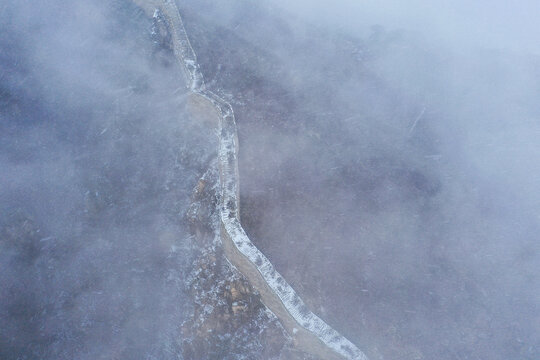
[132,1,369,359]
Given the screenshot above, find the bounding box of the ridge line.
[133,2,369,359]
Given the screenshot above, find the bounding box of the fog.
[269,0,540,55]
[1,1,215,358]
[1,0,539,359]
[178,0,539,358]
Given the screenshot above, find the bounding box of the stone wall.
[130,1,369,359]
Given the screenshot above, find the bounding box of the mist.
[269,0,540,55]
[1,1,215,358]
[1,0,539,359]
[177,0,539,358]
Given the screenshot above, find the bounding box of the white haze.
[1,0,538,359]
[269,0,540,55]
[180,0,539,358]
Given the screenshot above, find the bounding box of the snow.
[157,2,369,359]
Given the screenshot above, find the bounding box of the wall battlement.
[131,1,369,359]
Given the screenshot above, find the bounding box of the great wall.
[131,1,369,359]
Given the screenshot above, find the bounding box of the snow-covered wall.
[132,1,369,359]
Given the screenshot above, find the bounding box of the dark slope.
[0,1,211,358]
[177,1,540,359]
